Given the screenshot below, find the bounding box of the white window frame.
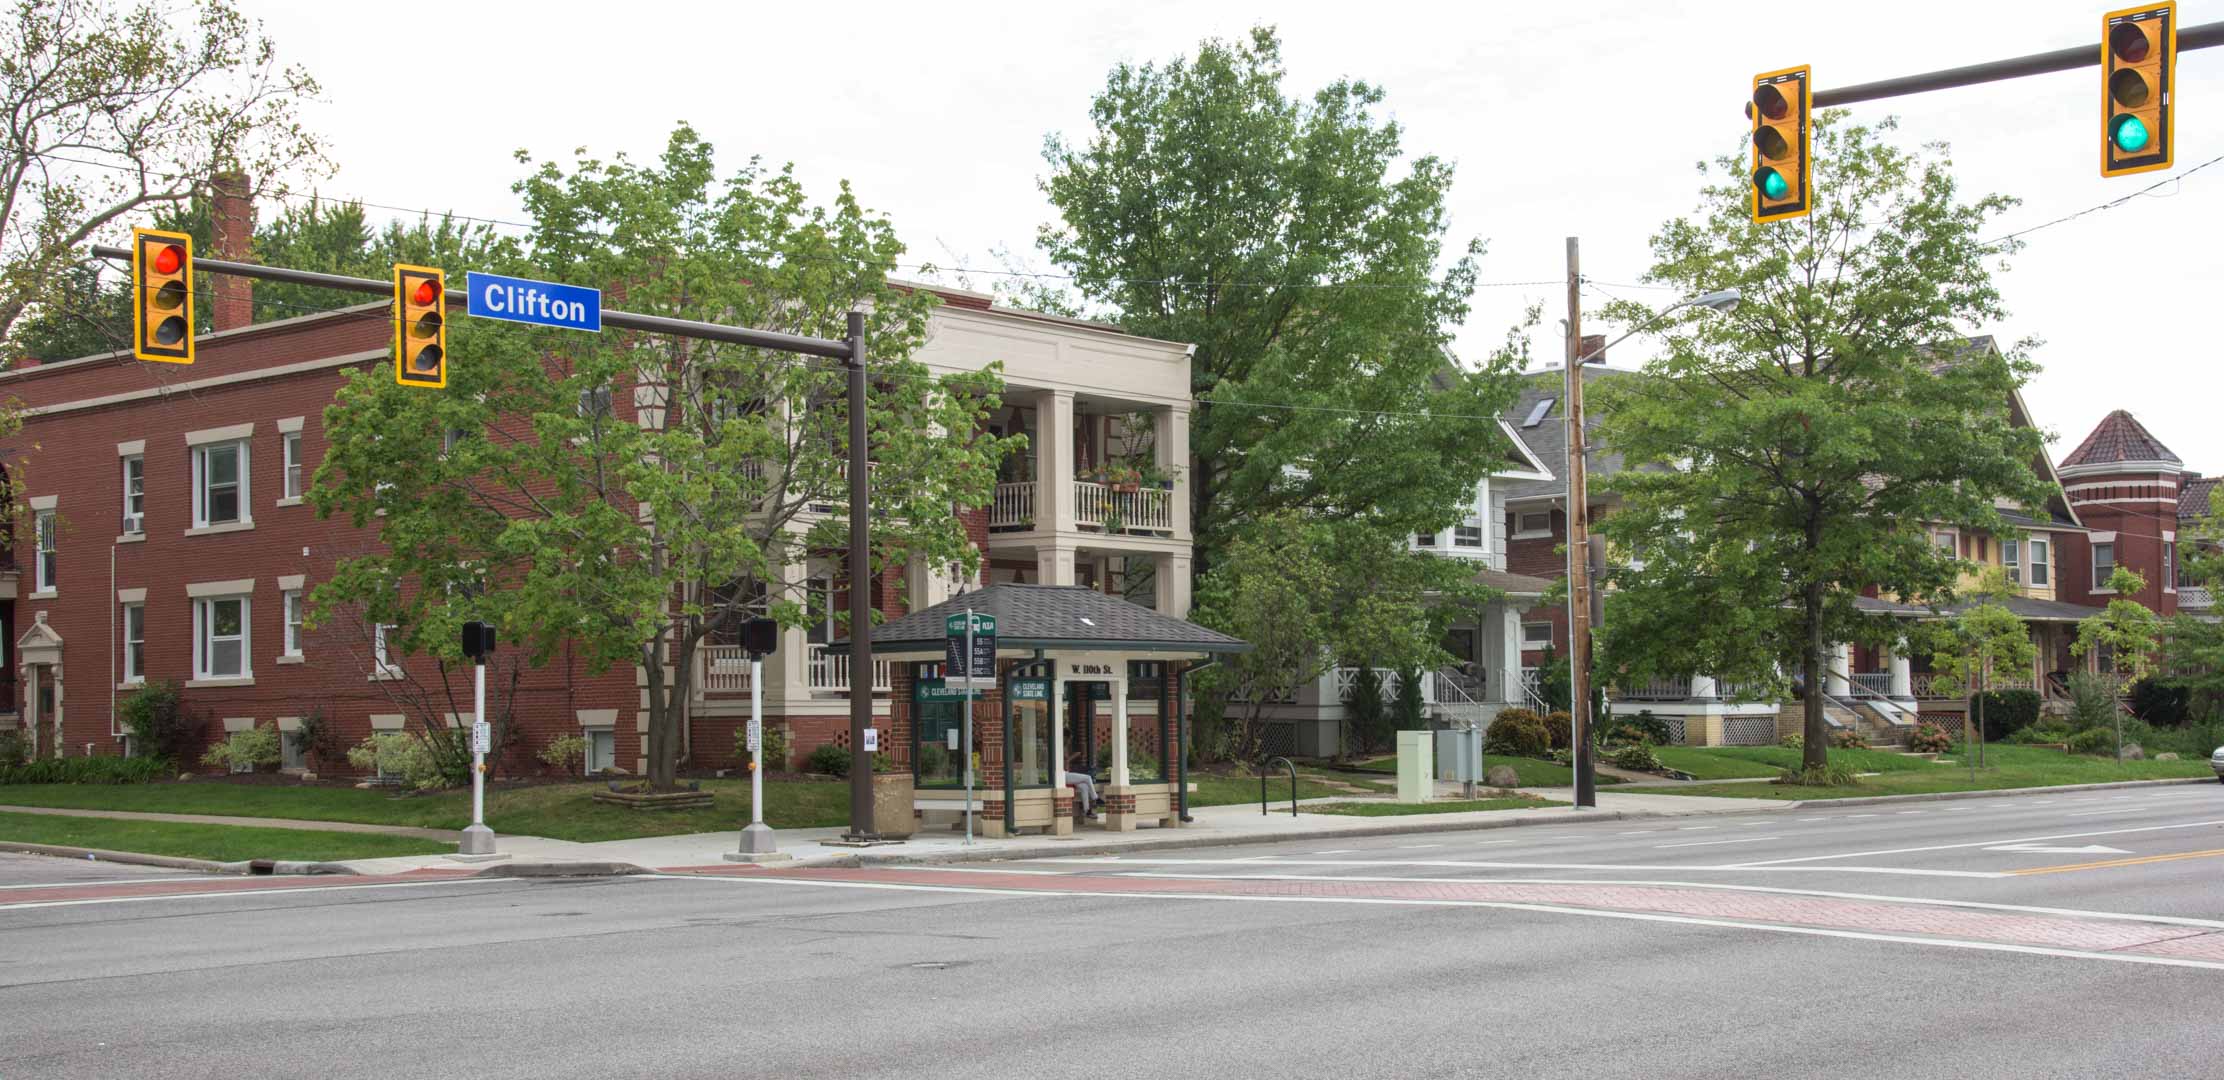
[806,574,836,645]
[282,590,304,657]
[122,602,145,684]
[1521,622,1554,647]
[371,623,402,680]
[33,509,56,594]
[2164,541,2176,594]
[1930,530,1957,554]
[192,439,250,528]
[1414,531,1437,548]
[2028,538,2050,587]
[1453,524,1484,548]
[282,432,303,500]
[585,728,616,774]
[280,728,307,771]
[2002,538,2020,585]
[193,595,251,681]
[2093,542,2116,590]
[122,455,145,534]
[1513,511,1553,539]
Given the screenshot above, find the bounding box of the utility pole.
[842,310,881,842]
[1562,237,1597,809]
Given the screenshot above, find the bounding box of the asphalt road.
[3,784,2222,1080]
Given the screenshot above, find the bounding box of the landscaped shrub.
[1971,689,2041,741]
[0,755,168,785]
[1543,711,1573,751]
[1775,761,1860,787]
[1830,728,1870,750]
[1908,723,1952,754]
[2129,678,2190,727]
[806,742,851,778]
[345,733,447,790]
[1342,666,1389,758]
[293,708,346,772]
[1604,710,1672,747]
[1392,667,1426,731]
[1780,733,1804,751]
[917,742,949,777]
[0,730,25,767]
[2007,724,2074,745]
[2067,727,2117,756]
[1608,743,1662,772]
[540,734,588,774]
[1484,708,1550,758]
[200,722,281,772]
[117,680,196,766]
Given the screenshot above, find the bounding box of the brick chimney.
[1579,333,1607,363]
[209,171,254,331]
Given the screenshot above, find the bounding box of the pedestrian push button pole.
[728,618,790,864]
[459,620,498,857]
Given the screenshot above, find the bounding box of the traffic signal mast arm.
[1810,18,2221,107]
[89,245,853,360]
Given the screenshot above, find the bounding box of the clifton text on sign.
[465,271,602,333]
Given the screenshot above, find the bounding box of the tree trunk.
[643,644,680,791]
[1802,583,1828,772]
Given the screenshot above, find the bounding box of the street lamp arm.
[1567,288,1740,367]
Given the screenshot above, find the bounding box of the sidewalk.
[332,784,1773,876]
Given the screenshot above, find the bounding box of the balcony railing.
[697,645,753,693]
[808,643,892,694]
[1074,481,1174,534]
[990,481,1034,531]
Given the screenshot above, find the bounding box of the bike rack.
[1259,755,1298,817]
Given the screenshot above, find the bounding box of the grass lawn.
[1651,747,1798,780]
[0,811,451,862]
[1349,754,1622,787]
[1307,796,1565,817]
[1623,744,2215,800]
[1190,772,1357,808]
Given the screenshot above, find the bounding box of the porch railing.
[1073,480,1175,534]
[697,646,755,693]
[807,643,892,694]
[1850,673,1894,697]
[990,481,1035,530]
[1621,676,1697,701]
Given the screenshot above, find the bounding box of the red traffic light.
[1753,83,1789,121]
[2111,20,2152,62]
[412,278,439,306]
[153,244,183,275]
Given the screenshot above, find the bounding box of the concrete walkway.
[0,805,461,840]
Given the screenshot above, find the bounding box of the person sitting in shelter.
[1064,754,1101,820]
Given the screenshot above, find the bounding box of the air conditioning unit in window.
[122,514,142,535]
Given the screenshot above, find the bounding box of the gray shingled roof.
[2182,476,2216,522]
[1500,367,1633,502]
[846,584,1250,655]
[1854,594,2104,622]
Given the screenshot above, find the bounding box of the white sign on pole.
[862,727,880,752]
[470,721,491,755]
[746,715,762,753]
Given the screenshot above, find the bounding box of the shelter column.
[1105,670,1137,831]
[1049,658,1071,836]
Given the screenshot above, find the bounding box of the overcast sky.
[238,0,2224,472]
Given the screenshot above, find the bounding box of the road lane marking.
[662,873,2224,972]
[2066,808,2144,818]
[1676,826,1718,831]
[1844,814,1879,819]
[1728,818,2224,867]
[1035,856,2005,879]
[1313,850,1359,855]
[1397,844,1444,850]
[1797,818,1828,823]
[2013,847,2224,876]
[1984,844,2131,855]
[1655,836,1784,849]
[1896,811,1926,815]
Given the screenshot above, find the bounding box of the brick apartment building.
[0,194,1199,779]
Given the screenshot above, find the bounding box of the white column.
[1049,658,1066,794]
[1825,644,1851,696]
[1889,645,1913,698]
[1040,391,1076,533]
[1500,604,1523,702]
[1159,406,1191,539]
[1036,544,1075,586]
[1110,672,1130,787]
[1155,552,1193,620]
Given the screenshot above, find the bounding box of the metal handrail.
[1259,756,1298,817]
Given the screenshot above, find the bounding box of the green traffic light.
[2111,113,2151,153]
[1754,167,1789,200]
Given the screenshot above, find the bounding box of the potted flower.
[1107,464,1142,493]
[1139,463,1175,491]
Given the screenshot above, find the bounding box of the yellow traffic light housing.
[393,264,447,388]
[2102,2,2175,177]
[1750,65,1812,223]
[131,227,195,363]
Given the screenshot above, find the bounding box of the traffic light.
[130,227,195,363]
[393,264,447,388]
[1749,65,1812,223]
[2102,2,2176,177]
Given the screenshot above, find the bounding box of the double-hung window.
[1454,524,1484,548]
[33,510,56,593]
[193,440,248,527]
[2164,542,2176,592]
[1522,622,1554,647]
[122,603,145,684]
[1513,511,1552,539]
[2002,539,2021,585]
[1414,532,1437,547]
[2028,539,2050,587]
[282,590,304,657]
[371,623,401,678]
[282,432,303,500]
[194,595,250,680]
[122,456,145,534]
[2093,542,2116,589]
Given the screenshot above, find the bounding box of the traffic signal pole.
[92,247,889,840]
[1811,19,2222,107]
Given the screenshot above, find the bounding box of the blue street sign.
[465,271,601,333]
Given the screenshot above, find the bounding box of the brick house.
[0,195,1197,779]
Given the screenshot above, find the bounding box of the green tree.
[1036,26,1528,579]
[311,126,1018,792]
[2072,566,2164,761]
[0,0,324,354]
[1591,115,2052,772]
[2163,505,2224,719]
[1914,568,2036,766]
[1192,513,1336,761]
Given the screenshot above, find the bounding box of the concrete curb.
[471,860,650,879]
[1782,775,2220,809]
[0,841,236,874]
